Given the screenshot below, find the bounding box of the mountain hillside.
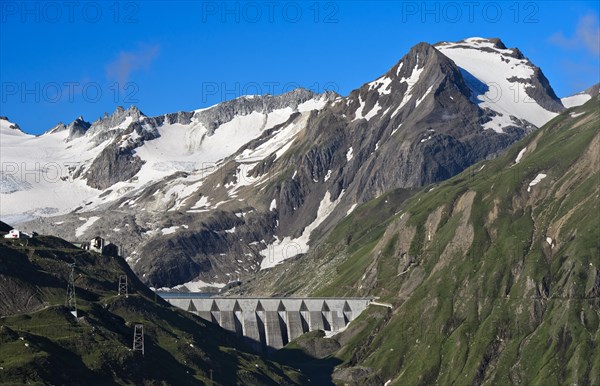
[3,37,568,289]
[234,96,600,385]
[0,228,305,385]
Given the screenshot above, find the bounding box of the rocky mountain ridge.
[2,37,590,289]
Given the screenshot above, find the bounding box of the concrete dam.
[161,294,373,352]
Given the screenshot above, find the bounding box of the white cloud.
[549,13,600,56]
[105,44,160,86]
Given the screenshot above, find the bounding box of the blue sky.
[1,1,599,134]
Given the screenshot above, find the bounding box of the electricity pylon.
[118,275,128,297]
[65,262,77,318]
[133,324,144,355]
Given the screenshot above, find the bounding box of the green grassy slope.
[249,96,600,385]
[0,234,304,386]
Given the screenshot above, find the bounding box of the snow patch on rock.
[260,190,344,269]
[514,147,527,164]
[527,173,547,192]
[346,147,354,162]
[75,216,100,238]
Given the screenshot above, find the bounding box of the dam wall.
[163,296,372,352]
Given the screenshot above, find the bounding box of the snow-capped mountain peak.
[436,37,563,130]
[0,89,336,219]
[346,41,473,125]
[86,105,145,136]
[1,37,581,289]
[43,115,91,139]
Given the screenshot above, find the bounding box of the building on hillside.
[3,229,31,239]
[81,236,106,253]
[79,236,120,257]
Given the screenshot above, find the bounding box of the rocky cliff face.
[66,116,92,139]
[46,116,92,138]
[84,119,159,190]
[6,38,568,289]
[584,83,600,96]
[87,105,144,135]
